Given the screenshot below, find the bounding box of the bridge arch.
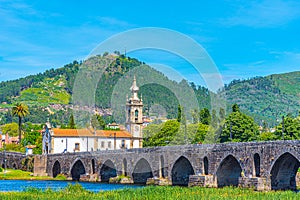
[70,159,86,181]
[171,156,195,186]
[100,159,117,182]
[216,154,242,187]
[12,163,17,169]
[203,156,209,175]
[52,160,61,178]
[270,152,300,190]
[132,158,153,184]
[253,153,260,177]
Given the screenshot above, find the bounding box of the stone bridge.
[2,140,300,190]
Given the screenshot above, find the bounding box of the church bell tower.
[126,76,143,141]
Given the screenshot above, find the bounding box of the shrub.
[55,174,67,180]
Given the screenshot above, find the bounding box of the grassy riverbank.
[0,168,66,180]
[0,184,299,200]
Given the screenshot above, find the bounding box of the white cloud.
[221,0,300,28]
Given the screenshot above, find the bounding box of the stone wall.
[0,152,27,170]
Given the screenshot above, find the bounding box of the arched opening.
[203,156,209,175]
[52,161,61,178]
[160,155,165,178]
[122,158,127,176]
[132,158,153,184]
[91,159,95,174]
[254,153,260,177]
[71,160,86,181]
[100,160,117,182]
[270,152,300,190]
[171,156,195,186]
[135,110,139,121]
[216,155,242,187]
[12,163,17,169]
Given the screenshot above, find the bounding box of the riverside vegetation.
[0,184,299,200]
[0,168,66,180]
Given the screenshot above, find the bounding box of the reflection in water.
[0,180,142,192]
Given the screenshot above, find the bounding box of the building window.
[108,141,112,148]
[101,141,105,148]
[121,140,125,148]
[75,143,80,151]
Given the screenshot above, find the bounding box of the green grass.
[0,169,62,180]
[14,76,71,106]
[0,184,299,200]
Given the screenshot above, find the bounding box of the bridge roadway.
[1,140,300,190]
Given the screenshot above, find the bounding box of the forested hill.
[0,54,211,125]
[221,71,300,126]
[2,53,299,127]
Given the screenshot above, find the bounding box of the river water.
[0,180,142,192]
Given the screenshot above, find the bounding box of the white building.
[42,77,144,154]
[42,127,141,154]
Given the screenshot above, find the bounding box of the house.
[106,122,120,130]
[25,145,36,155]
[0,133,19,148]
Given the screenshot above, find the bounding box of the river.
[0,180,142,192]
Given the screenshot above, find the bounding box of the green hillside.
[2,53,298,127]
[15,76,71,106]
[222,71,300,126]
[0,54,211,126]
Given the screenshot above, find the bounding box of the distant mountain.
[221,71,300,126]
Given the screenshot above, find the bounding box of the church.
[42,77,144,154]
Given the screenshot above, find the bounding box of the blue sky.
[1,0,300,87]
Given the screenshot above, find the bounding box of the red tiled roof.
[26,145,36,149]
[52,128,132,138]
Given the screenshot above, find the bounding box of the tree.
[220,105,259,143]
[12,103,29,143]
[177,105,182,122]
[1,122,18,136]
[144,120,180,147]
[274,114,300,140]
[91,114,106,130]
[171,123,209,145]
[68,114,76,129]
[258,131,277,141]
[199,108,211,125]
[232,103,240,112]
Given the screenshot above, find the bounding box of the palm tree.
[12,103,29,143]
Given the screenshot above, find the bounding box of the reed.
[0,184,299,200]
